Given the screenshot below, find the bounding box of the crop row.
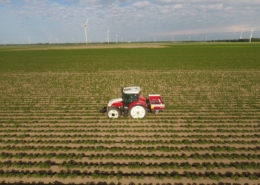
[0,107,257,112]
[1,145,259,153]
[1,124,259,128]
[60,161,260,171]
[1,118,257,124]
[0,129,259,133]
[181,124,259,128]
[1,139,259,145]
[0,100,257,105]
[2,105,259,110]
[1,133,259,139]
[0,99,256,104]
[0,101,257,106]
[1,152,259,160]
[1,121,258,127]
[0,170,259,181]
[1,160,259,171]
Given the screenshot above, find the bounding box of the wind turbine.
[49,35,52,44]
[84,20,88,44]
[107,29,110,44]
[28,36,31,45]
[116,33,118,44]
[240,31,243,39]
[206,35,208,42]
[249,29,254,42]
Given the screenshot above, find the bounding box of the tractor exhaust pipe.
[99,106,107,113]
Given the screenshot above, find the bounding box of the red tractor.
[100,86,165,118]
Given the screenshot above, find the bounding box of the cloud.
[197,3,223,10]
[156,25,256,37]
[0,0,11,3]
[133,1,151,8]
[0,0,259,44]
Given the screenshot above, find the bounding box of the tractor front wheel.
[107,107,121,119]
[129,106,147,119]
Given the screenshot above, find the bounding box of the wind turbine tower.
[49,35,52,44]
[107,29,110,44]
[84,20,88,44]
[249,30,254,42]
[240,31,243,39]
[116,34,118,44]
[28,36,31,45]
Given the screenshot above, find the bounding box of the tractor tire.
[107,107,121,119]
[129,105,147,119]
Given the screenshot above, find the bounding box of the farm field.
[0,43,259,185]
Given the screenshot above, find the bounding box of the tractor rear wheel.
[129,105,147,119]
[107,107,121,118]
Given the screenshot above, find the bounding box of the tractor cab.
[122,86,141,107]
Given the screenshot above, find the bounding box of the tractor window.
[123,94,138,107]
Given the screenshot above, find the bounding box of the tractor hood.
[107,98,123,107]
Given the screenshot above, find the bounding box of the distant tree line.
[211,38,260,42]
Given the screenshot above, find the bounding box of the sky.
[0,0,260,44]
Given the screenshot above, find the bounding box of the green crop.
[0,43,259,183]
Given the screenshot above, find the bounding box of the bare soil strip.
[7,43,166,51]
